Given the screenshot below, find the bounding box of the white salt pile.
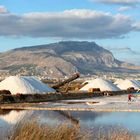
[133,80,140,87]
[0,76,55,95]
[80,78,120,91]
[116,79,140,90]
[114,79,124,85]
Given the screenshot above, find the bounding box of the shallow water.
[0,110,140,139]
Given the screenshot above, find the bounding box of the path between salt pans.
[2,94,140,112]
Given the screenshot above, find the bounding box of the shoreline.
[1,94,140,112]
[0,90,132,104]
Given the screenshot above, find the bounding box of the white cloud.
[105,46,140,65]
[0,5,8,14]
[118,6,132,12]
[105,46,140,54]
[132,22,140,30]
[0,7,139,39]
[91,0,140,6]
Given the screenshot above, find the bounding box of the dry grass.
[9,121,134,140]
[91,126,133,140]
[10,122,91,140]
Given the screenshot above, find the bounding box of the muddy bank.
[0,90,132,104]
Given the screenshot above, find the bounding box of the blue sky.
[0,0,140,65]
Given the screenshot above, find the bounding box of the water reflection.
[30,111,140,134]
[0,110,140,139]
[94,112,140,133]
[0,110,28,124]
[0,110,32,140]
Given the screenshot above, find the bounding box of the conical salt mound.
[80,78,120,91]
[117,79,140,90]
[114,79,124,85]
[0,76,55,95]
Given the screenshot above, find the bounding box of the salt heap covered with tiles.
[80,78,120,91]
[0,76,55,95]
[116,79,140,90]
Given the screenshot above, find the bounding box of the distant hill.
[0,41,139,78]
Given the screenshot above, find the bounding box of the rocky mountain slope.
[0,41,138,78]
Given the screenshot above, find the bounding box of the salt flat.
[1,94,140,112]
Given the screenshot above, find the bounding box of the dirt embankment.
[0,90,132,104]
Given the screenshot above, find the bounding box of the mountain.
[0,41,139,78]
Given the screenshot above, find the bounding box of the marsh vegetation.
[9,121,133,140]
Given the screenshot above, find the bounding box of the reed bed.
[9,121,133,140]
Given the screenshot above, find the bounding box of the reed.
[10,121,133,140]
[10,122,91,140]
